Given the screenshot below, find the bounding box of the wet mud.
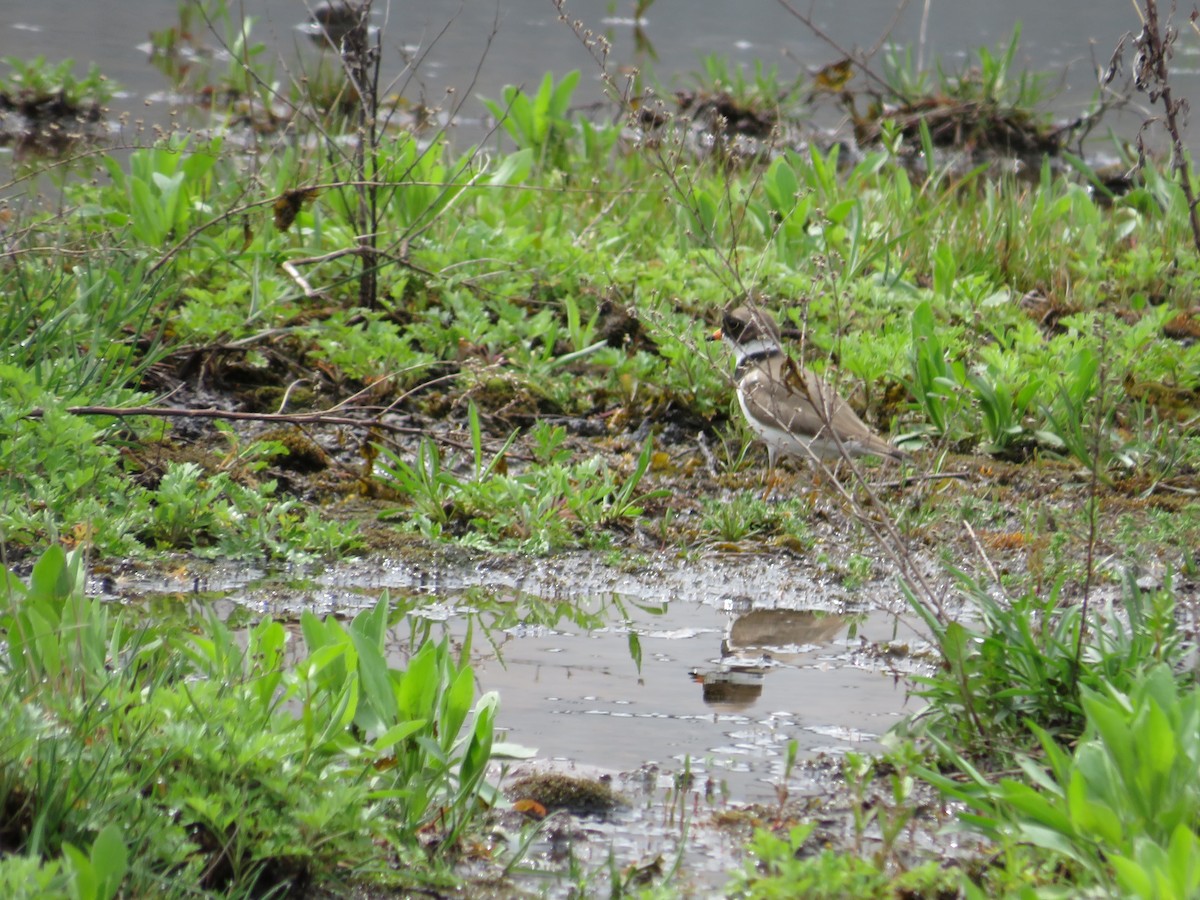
[99,547,937,895]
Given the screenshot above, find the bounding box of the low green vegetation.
[376,402,666,551]
[905,569,1188,751]
[729,824,962,900]
[926,663,1200,899]
[0,545,505,896]
[2,0,1200,895]
[733,576,1200,899]
[0,55,114,108]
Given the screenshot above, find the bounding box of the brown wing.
[741,356,834,441]
[745,355,901,457]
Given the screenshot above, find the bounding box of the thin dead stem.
[1075,328,1110,670]
[1117,0,1200,254]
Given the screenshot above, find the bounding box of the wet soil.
[98,543,940,895]
[101,546,928,787]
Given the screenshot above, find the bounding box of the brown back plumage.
[722,306,908,462]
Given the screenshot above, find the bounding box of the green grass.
[5,115,1195,560]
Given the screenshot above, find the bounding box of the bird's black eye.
[722,312,744,339]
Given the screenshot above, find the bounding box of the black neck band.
[742,348,782,364]
[735,347,782,378]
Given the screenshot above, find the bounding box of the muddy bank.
[97,546,942,895]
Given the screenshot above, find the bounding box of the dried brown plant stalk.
[1111,0,1200,254]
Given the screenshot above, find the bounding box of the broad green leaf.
[350,592,389,652]
[89,824,128,900]
[349,625,396,729]
[1082,689,1134,775]
[371,719,427,754]
[1167,824,1200,895]
[1066,769,1123,847]
[999,780,1072,834]
[61,841,96,900]
[303,642,350,680]
[397,640,437,721]
[29,544,69,603]
[1111,855,1154,898]
[1142,700,1177,776]
[441,666,475,751]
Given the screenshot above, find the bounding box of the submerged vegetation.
[1,0,1199,894]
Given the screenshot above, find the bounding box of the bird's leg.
[802,448,828,504]
[762,447,782,501]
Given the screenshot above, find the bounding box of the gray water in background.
[0,0,1184,157]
